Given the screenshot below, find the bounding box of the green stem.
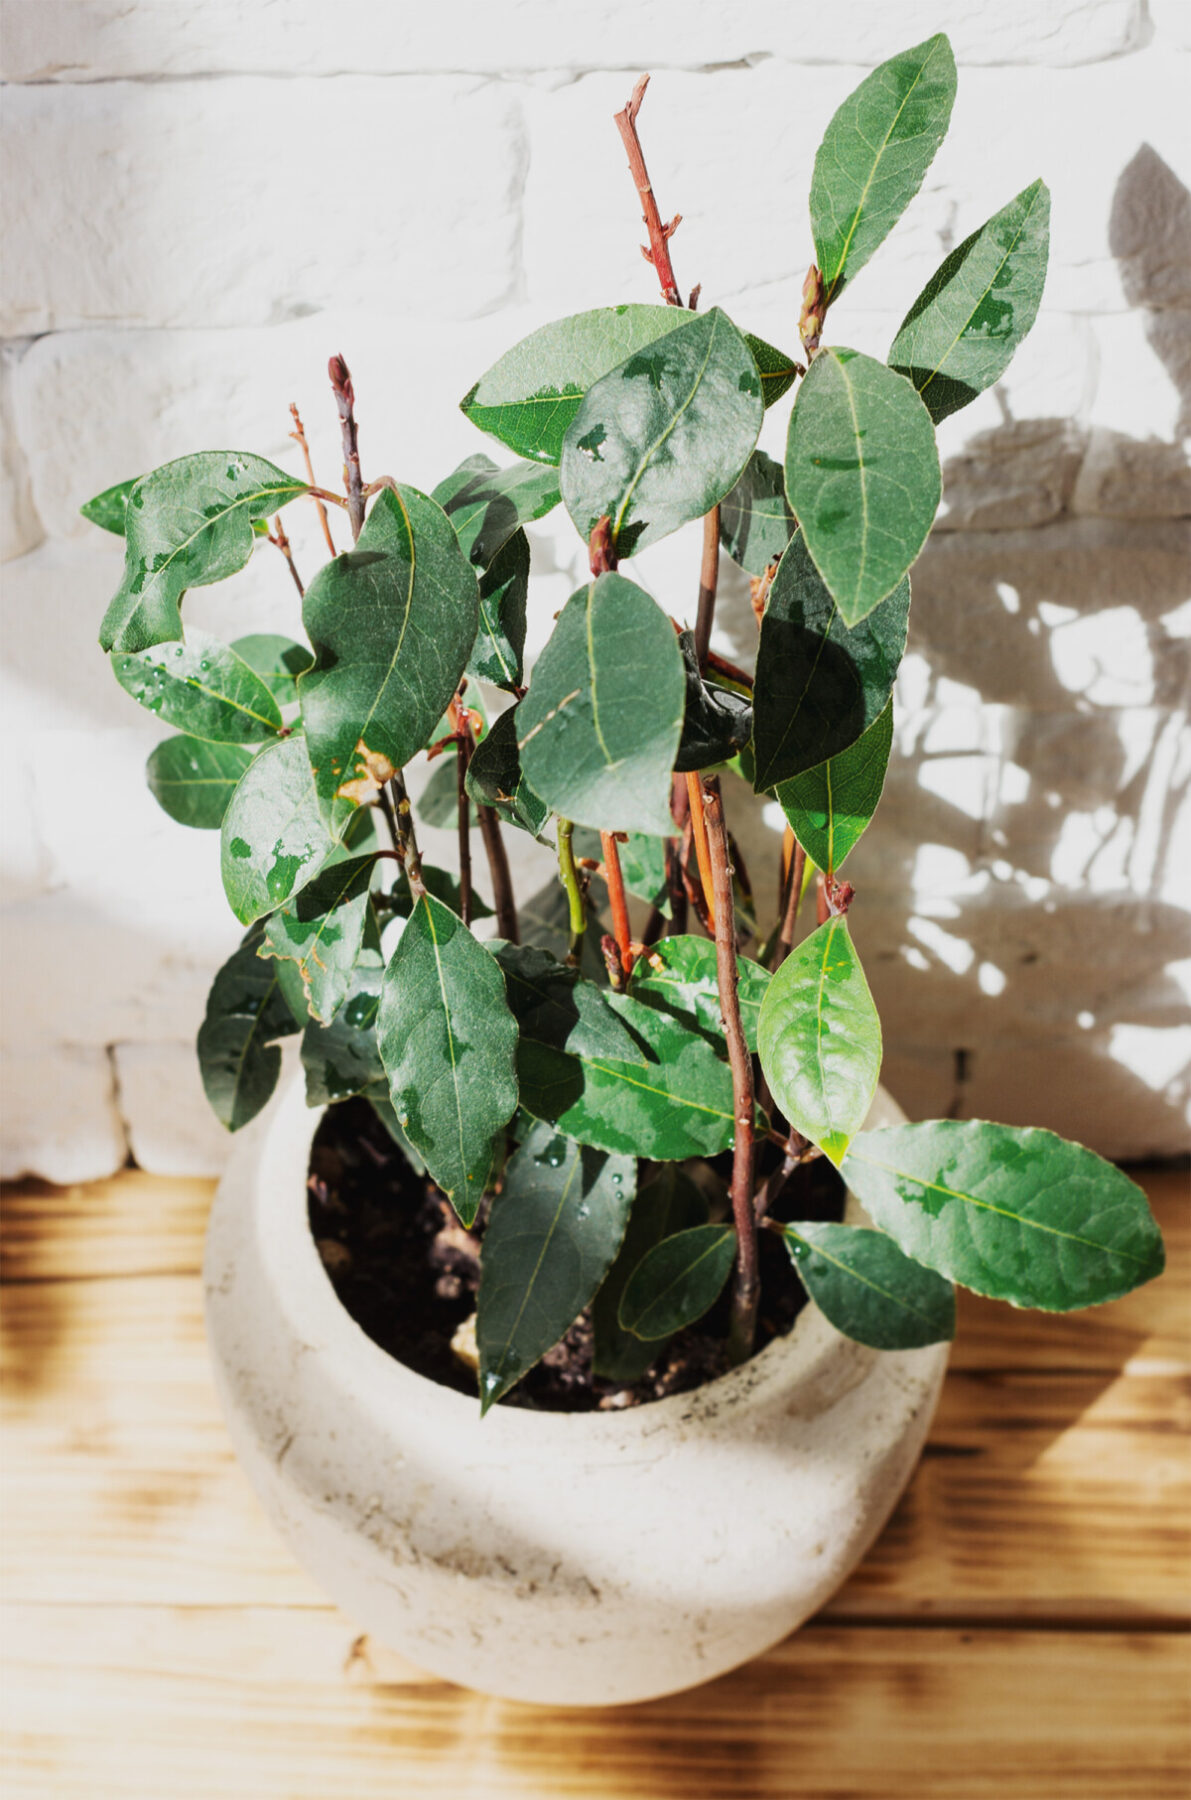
[557,818,586,965]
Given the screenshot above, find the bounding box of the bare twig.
[772,833,807,973]
[328,354,365,542]
[685,771,716,930]
[389,770,426,899]
[601,831,635,977]
[693,505,721,670]
[289,402,336,556]
[448,699,474,928]
[266,513,304,597]
[701,777,758,1364]
[613,75,685,308]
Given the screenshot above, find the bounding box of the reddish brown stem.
[685,771,716,930]
[289,402,336,556]
[455,706,519,943]
[614,75,684,307]
[389,770,426,899]
[267,514,304,597]
[601,832,635,977]
[328,354,365,542]
[701,777,758,1364]
[693,505,721,670]
[772,835,807,973]
[452,717,474,929]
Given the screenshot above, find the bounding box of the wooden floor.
[1,1163,1188,1799]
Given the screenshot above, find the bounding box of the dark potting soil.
[307,1098,846,1413]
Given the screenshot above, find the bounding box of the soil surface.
[308,1098,846,1413]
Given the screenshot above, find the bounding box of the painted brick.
[114,1042,235,1177]
[0,1047,127,1183]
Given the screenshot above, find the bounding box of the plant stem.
[613,75,685,307]
[701,776,758,1364]
[375,783,401,855]
[389,770,426,899]
[455,739,473,927]
[289,402,336,556]
[556,818,586,965]
[693,505,721,670]
[476,802,518,943]
[685,771,716,930]
[772,833,807,972]
[601,831,635,977]
[267,514,304,597]
[328,354,365,543]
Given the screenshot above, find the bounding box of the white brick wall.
[1,0,1187,1178]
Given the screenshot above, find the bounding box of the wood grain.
[1,1162,1187,1795]
[2,1610,1187,1800]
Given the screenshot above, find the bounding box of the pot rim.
[235,1072,907,1445]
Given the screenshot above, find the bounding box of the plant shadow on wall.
[716,145,1191,1160]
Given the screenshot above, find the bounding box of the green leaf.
[780,1221,955,1349]
[592,1164,709,1382]
[775,698,893,875]
[515,986,738,1162]
[220,732,337,926]
[465,708,551,840]
[752,531,909,788]
[196,924,298,1131]
[757,916,881,1165]
[618,1224,736,1340]
[99,452,306,653]
[890,180,1050,424]
[383,862,492,922]
[560,307,763,557]
[231,633,314,706]
[811,33,957,299]
[495,943,644,1063]
[298,485,478,837]
[376,893,519,1224]
[477,1122,636,1410]
[145,735,254,829]
[80,476,139,537]
[841,1121,1166,1312]
[432,453,560,568]
[786,347,939,627]
[366,1093,428,1174]
[461,304,695,464]
[468,528,529,692]
[517,573,684,838]
[719,450,796,576]
[260,853,376,1025]
[674,631,753,774]
[517,875,608,983]
[300,914,386,1102]
[628,934,770,1054]
[745,333,802,409]
[112,627,283,744]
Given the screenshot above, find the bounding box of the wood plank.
[3,1271,1188,1620]
[2,1610,1187,1800]
[5,1167,1185,1368]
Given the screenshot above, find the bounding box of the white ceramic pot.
[204,1077,948,1706]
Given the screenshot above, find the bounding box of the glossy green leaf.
[432,453,559,569]
[468,528,529,692]
[786,347,939,627]
[674,630,753,774]
[811,33,957,299]
[495,943,643,1064]
[560,307,763,557]
[752,531,909,788]
[220,732,337,926]
[465,708,551,840]
[780,1221,955,1348]
[382,862,492,922]
[80,476,139,536]
[477,1121,636,1410]
[298,485,478,837]
[300,914,385,1102]
[196,924,298,1131]
[618,1224,736,1340]
[757,917,881,1165]
[99,452,306,653]
[890,180,1050,423]
[515,985,738,1162]
[112,627,283,744]
[841,1121,1166,1311]
[592,1165,709,1382]
[628,934,770,1054]
[145,735,254,829]
[231,633,314,705]
[775,698,893,875]
[719,450,796,576]
[376,894,518,1224]
[745,333,802,409]
[260,853,376,1025]
[517,573,684,838]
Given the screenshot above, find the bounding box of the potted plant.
[85,35,1164,1706]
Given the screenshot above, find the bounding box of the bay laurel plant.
[87,37,1164,1412]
